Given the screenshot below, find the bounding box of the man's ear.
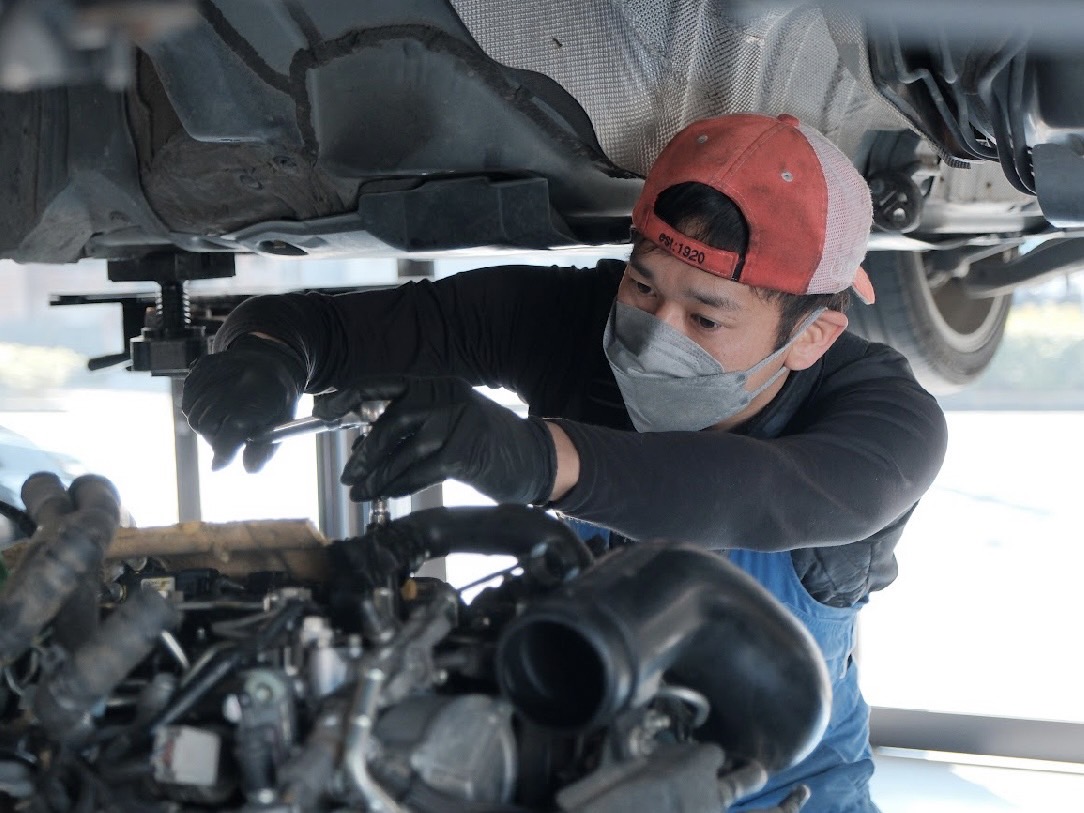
[782,310,848,371]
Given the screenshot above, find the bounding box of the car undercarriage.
[3,1,1084,390]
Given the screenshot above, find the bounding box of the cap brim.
[852,266,875,305]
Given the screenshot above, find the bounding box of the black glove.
[181,335,307,472]
[313,376,557,505]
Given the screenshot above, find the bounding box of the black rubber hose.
[33,588,180,743]
[0,475,120,667]
[21,472,75,527]
[23,475,120,655]
[53,581,100,655]
[67,475,122,524]
[0,520,111,668]
[495,541,832,774]
[357,505,593,585]
[5,473,77,593]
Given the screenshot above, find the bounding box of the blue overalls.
[726,548,878,813]
[566,521,879,812]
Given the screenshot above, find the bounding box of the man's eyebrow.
[628,256,655,280]
[684,287,739,311]
[630,254,738,311]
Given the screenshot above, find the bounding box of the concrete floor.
[871,752,1084,813]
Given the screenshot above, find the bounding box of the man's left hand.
[313,376,557,505]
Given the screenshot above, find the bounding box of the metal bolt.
[223,694,242,723]
[255,789,276,804]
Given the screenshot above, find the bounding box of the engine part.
[496,541,831,773]
[0,475,121,667]
[1035,141,1084,227]
[868,171,924,233]
[276,698,348,811]
[20,470,73,527]
[233,668,298,803]
[342,664,401,812]
[56,476,123,650]
[0,760,34,800]
[16,471,93,652]
[32,586,180,742]
[301,616,353,698]
[147,599,307,733]
[373,694,517,805]
[0,473,835,813]
[152,725,222,787]
[556,742,727,813]
[349,505,593,587]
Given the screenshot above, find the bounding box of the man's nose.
[654,300,685,332]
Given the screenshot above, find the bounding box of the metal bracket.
[963,236,1084,298]
[105,253,236,376]
[1034,142,1084,228]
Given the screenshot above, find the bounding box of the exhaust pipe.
[496,541,831,772]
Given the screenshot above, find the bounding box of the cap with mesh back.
[631,113,875,304]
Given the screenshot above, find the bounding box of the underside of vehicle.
[2,1,1084,390]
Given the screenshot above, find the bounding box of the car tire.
[847,250,1012,393]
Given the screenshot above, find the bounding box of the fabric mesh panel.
[799,122,873,294]
[449,0,910,175]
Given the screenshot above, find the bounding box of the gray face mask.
[603,301,825,432]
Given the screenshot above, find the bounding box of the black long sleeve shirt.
[216,260,948,607]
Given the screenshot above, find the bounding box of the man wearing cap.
[182,113,947,811]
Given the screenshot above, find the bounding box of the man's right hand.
[181,334,307,472]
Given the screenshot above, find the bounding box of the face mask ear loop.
[782,306,828,348]
[739,307,828,398]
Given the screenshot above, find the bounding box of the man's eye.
[634,281,653,295]
[693,315,719,330]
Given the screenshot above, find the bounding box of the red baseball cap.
[632,113,875,304]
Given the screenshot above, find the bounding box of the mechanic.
[182,112,947,812]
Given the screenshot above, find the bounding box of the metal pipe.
[171,376,202,522]
[342,666,406,813]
